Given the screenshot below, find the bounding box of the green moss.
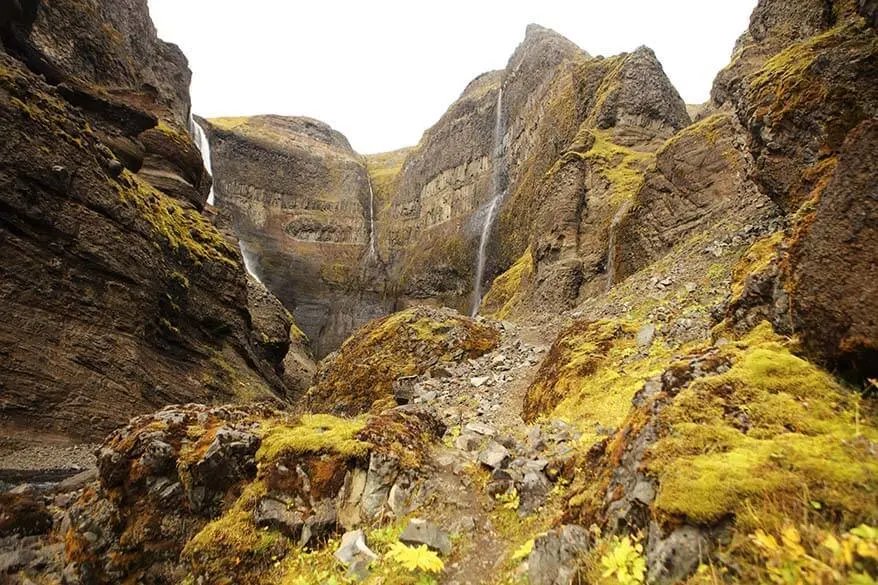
[257,414,370,463]
[115,170,237,267]
[182,482,288,584]
[524,319,684,450]
[646,326,878,528]
[480,247,534,320]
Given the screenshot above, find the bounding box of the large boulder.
[786,119,878,378]
[308,307,499,415]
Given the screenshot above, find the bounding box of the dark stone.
[399,518,452,555]
[527,525,591,585]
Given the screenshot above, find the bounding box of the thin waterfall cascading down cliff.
[239,240,263,284]
[366,172,378,259]
[190,118,216,206]
[605,199,632,292]
[471,88,505,317]
[191,116,263,284]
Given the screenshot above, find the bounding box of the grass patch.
[646,325,878,528]
[257,414,370,463]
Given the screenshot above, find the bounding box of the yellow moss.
[208,116,249,132]
[182,482,287,584]
[365,148,412,212]
[582,130,654,207]
[153,120,195,152]
[646,326,878,528]
[480,247,534,320]
[746,20,875,122]
[115,170,237,267]
[525,319,682,451]
[661,113,728,153]
[257,414,370,463]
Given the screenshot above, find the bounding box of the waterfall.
[239,240,263,284]
[190,118,216,206]
[189,116,261,284]
[366,172,377,259]
[470,87,505,317]
[605,200,632,292]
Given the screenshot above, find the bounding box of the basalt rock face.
[0,1,305,443]
[1,0,210,210]
[203,26,692,348]
[200,115,393,358]
[713,0,878,378]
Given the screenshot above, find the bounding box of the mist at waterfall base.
[470,88,505,318]
[239,241,263,285]
[191,118,263,284]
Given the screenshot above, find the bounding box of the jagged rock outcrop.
[611,112,779,283]
[710,0,878,378]
[199,115,392,358]
[0,1,306,443]
[11,403,444,584]
[1,0,209,209]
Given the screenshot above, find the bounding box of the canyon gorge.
[0,0,877,584]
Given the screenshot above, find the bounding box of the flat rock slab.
[478,441,510,470]
[399,518,452,555]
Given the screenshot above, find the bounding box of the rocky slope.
[0,0,314,449]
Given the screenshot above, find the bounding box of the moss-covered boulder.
[480,247,534,320]
[309,307,500,415]
[57,402,445,585]
[562,323,878,583]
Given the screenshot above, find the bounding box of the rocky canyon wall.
[0,0,313,442]
[202,25,696,353]
[199,116,394,358]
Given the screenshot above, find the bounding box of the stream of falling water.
[190,119,216,206]
[471,88,505,317]
[191,116,263,284]
[366,172,377,259]
[239,240,263,284]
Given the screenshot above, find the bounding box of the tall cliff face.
[1,0,210,210]
[203,26,692,352]
[199,116,393,358]
[0,0,312,442]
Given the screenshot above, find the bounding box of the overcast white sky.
[147,0,757,154]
